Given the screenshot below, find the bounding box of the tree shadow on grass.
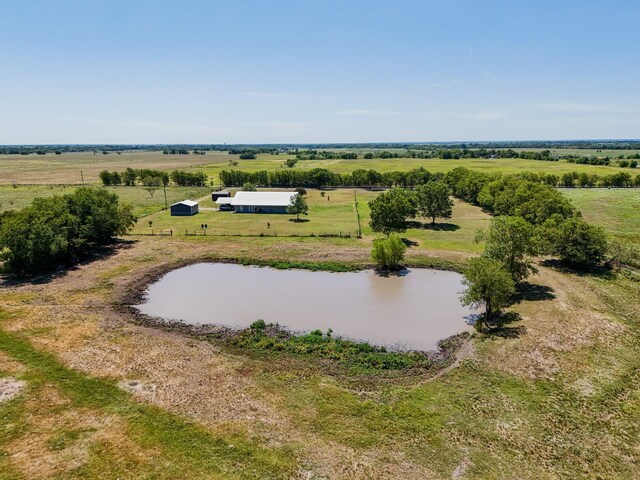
[512,282,556,304]
[401,238,419,247]
[406,221,460,232]
[540,259,616,280]
[483,312,526,339]
[288,218,310,223]
[0,239,136,287]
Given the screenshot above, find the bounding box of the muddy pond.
[135,263,476,351]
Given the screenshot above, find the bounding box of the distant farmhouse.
[170,200,199,216]
[228,191,296,214]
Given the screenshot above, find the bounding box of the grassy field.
[1,150,636,186]
[132,189,489,255]
[0,150,217,185]
[133,189,360,237]
[560,188,640,244]
[202,153,636,179]
[0,185,211,217]
[1,151,640,478]
[0,232,638,478]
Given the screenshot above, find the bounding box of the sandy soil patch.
[0,377,26,403]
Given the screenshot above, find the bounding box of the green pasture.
[560,188,640,244]
[132,189,360,237]
[356,190,489,253]
[0,185,211,217]
[133,188,489,254]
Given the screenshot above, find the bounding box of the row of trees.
[100,169,208,187]
[219,167,640,189]
[0,188,135,273]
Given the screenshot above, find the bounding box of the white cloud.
[233,91,328,98]
[336,110,403,116]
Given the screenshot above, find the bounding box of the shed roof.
[215,197,234,205]
[171,199,198,207]
[230,191,296,207]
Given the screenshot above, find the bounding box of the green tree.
[99,170,113,186]
[371,234,407,270]
[368,188,416,235]
[142,176,163,197]
[241,182,257,191]
[461,257,515,331]
[415,180,454,225]
[287,193,309,221]
[480,216,538,281]
[541,217,608,267]
[122,168,137,186]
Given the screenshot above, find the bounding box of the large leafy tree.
[481,216,538,281]
[415,180,454,226]
[368,188,416,235]
[461,257,515,331]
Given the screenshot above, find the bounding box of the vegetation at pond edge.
[226,320,460,374]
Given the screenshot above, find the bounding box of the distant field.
[202,153,634,179]
[1,150,636,186]
[0,185,211,217]
[561,188,640,244]
[0,150,218,185]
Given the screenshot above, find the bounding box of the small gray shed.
[170,200,199,216]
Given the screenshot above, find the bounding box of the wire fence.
[127,229,355,238]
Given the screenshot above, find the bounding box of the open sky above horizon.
[1,0,639,144]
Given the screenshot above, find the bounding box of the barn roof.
[230,191,296,207]
[171,199,198,207]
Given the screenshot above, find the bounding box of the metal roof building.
[230,191,296,214]
[170,199,199,216]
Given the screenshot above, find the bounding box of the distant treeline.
[100,168,208,187]
[3,140,640,155]
[219,167,640,189]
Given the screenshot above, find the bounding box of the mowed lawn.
[560,188,640,243]
[0,185,211,217]
[132,189,361,237]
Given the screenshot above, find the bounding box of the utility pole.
[80,170,85,186]
[163,184,168,210]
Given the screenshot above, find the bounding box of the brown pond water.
[135,263,477,351]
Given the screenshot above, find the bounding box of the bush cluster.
[0,188,135,273]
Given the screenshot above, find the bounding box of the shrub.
[371,234,407,270]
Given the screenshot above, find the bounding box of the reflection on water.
[136,263,476,351]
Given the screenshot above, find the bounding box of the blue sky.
[1,0,639,144]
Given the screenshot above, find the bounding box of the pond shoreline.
[115,257,472,375]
